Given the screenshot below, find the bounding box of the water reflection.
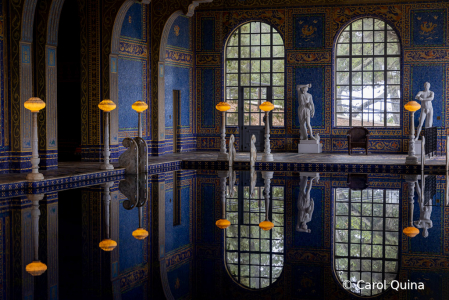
[225,171,285,289]
[334,187,400,296]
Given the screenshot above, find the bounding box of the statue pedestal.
[414,140,422,155]
[298,139,322,154]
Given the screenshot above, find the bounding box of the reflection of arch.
[333,187,400,296]
[225,178,285,289]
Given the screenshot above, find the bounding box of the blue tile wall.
[164,65,191,128]
[293,187,323,248]
[122,285,145,300]
[119,203,144,272]
[167,261,191,299]
[118,58,144,131]
[294,67,324,129]
[167,15,191,50]
[411,10,446,47]
[294,14,325,49]
[165,186,191,253]
[411,201,442,254]
[201,18,215,51]
[201,69,215,128]
[120,3,143,40]
[411,65,445,128]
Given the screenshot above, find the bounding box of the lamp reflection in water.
[225,170,284,289]
[403,176,419,238]
[26,194,48,276]
[334,184,400,296]
[259,171,274,231]
[99,182,117,251]
[216,171,231,229]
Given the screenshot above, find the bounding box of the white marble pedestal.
[298,139,322,153]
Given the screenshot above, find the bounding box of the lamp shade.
[259,220,274,231]
[259,101,274,112]
[215,219,231,229]
[404,101,421,112]
[98,100,116,112]
[132,101,148,113]
[403,226,419,238]
[26,261,47,276]
[216,102,231,112]
[24,97,46,112]
[99,238,117,251]
[132,228,149,240]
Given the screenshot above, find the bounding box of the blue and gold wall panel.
[195,2,449,153]
[164,15,195,154]
[117,3,150,157]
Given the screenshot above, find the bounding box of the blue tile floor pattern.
[0,151,445,192]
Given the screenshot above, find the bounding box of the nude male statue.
[297,84,319,141]
[415,82,434,141]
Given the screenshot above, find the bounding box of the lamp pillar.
[26,194,47,276]
[99,182,117,251]
[29,112,44,180]
[262,111,273,162]
[138,112,142,138]
[406,111,418,164]
[403,175,419,238]
[215,170,231,229]
[24,97,46,181]
[218,111,228,161]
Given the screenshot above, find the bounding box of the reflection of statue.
[415,82,434,141]
[250,134,257,168]
[229,134,236,167]
[413,180,433,238]
[250,167,257,199]
[297,84,319,141]
[228,168,236,198]
[296,174,319,233]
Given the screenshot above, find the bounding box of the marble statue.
[414,179,433,238]
[229,134,236,168]
[297,84,319,141]
[415,82,434,141]
[296,174,319,233]
[250,134,257,168]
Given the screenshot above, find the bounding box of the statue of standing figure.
[297,84,319,141]
[415,82,434,141]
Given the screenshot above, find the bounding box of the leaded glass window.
[225,22,285,127]
[335,18,401,127]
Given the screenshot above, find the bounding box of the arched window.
[334,188,400,296]
[225,22,285,150]
[225,175,284,289]
[335,18,400,127]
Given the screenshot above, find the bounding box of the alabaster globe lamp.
[24,97,46,181]
[259,101,274,162]
[404,101,421,165]
[98,100,116,170]
[216,102,231,161]
[132,100,148,138]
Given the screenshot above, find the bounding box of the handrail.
[421,136,425,171]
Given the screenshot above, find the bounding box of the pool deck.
[0,151,445,192]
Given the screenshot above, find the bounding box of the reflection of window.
[335,18,401,127]
[225,21,285,127]
[334,188,399,296]
[225,185,284,288]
